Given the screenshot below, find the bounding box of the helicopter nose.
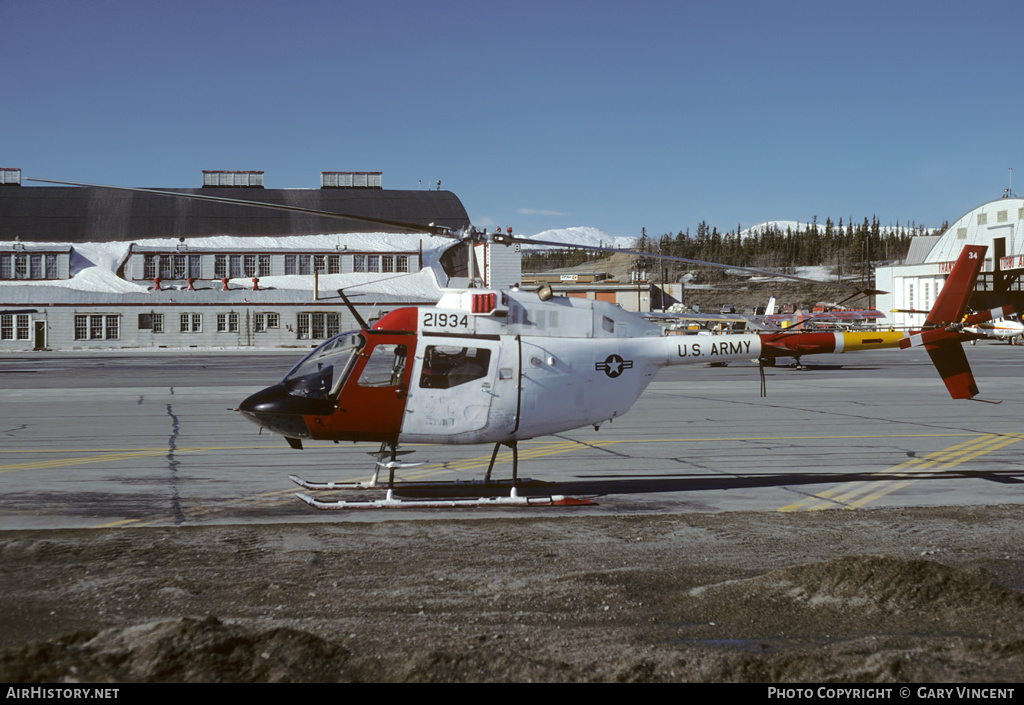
[238,383,326,439]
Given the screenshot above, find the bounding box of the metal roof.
[0,186,470,242]
[924,196,1024,263]
[903,236,939,265]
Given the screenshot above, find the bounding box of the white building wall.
[0,303,418,352]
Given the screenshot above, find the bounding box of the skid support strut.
[290,439,595,509]
[483,441,520,497]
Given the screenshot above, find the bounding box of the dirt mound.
[684,555,1024,638]
[0,616,352,683]
[4,513,1024,682]
[764,555,1024,614]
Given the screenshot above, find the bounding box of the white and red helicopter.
[30,179,1014,508]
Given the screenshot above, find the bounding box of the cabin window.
[419,346,492,389]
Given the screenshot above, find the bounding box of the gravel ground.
[2,505,1024,683]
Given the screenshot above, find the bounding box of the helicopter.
[27,179,1010,507]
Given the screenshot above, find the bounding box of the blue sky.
[3,0,1022,240]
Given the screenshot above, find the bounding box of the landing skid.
[296,490,594,510]
[289,475,544,491]
[289,440,595,509]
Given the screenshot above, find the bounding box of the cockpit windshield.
[282,331,364,400]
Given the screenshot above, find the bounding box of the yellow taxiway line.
[778,433,1024,512]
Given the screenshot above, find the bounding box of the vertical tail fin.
[924,245,985,328]
[899,245,987,399]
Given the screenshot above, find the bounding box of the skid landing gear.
[289,440,595,509]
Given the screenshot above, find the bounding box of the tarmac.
[1,342,1022,529]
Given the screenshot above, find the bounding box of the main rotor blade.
[27,178,455,238]
[511,236,886,295]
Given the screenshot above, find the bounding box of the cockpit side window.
[419,346,492,389]
[283,332,363,400]
[357,344,408,388]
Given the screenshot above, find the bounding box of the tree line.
[522,217,945,282]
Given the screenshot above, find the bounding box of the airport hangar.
[876,191,1024,328]
[0,168,522,351]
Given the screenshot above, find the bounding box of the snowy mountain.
[519,226,637,250]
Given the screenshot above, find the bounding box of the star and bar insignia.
[596,354,633,378]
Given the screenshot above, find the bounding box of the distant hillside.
[522,216,941,283]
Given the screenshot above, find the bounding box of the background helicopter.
[29,179,1010,508]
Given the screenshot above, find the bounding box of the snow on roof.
[0,233,451,301]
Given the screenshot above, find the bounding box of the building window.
[104,315,118,340]
[215,255,227,278]
[327,254,340,274]
[217,313,239,333]
[977,213,988,225]
[298,255,312,275]
[998,210,1008,223]
[353,255,365,273]
[259,255,271,277]
[229,255,242,278]
[180,313,202,333]
[138,313,164,333]
[285,255,296,275]
[74,314,119,340]
[254,312,280,333]
[1,314,31,341]
[296,312,340,340]
[244,255,257,278]
[397,255,409,273]
[0,254,55,280]
[382,255,394,273]
[957,228,968,239]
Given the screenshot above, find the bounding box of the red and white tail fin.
[898,245,990,399]
[924,245,985,329]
